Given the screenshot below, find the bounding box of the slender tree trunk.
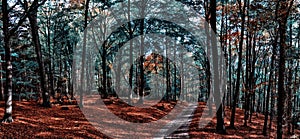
[115,47,121,98]
[29,1,51,107]
[72,45,77,99]
[80,0,91,107]
[138,2,146,104]
[259,63,267,114]
[276,0,294,138]
[173,41,177,101]
[287,60,293,134]
[46,15,55,98]
[277,22,286,139]
[220,2,227,110]
[101,25,108,99]
[1,0,13,123]
[230,0,246,128]
[291,61,299,134]
[249,34,257,123]
[180,50,185,101]
[210,0,225,133]
[244,31,251,127]
[203,0,212,116]
[225,2,232,108]
[0,58,3,101]
[286,23,294,135]
[269,74,276,130]
[138,20,145,104]
[86,60,90,96]
[165,32,171,101]
[263,33,277,135]
[127,0,134,104]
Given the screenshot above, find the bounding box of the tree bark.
[0,56,3,101]
[1,0,14,123]
[138,1,146,104]
[28,0,51,108]
[277,20,286,139]
[286,22,293,135]
[46,13,55,98]
[80,0,91,107]
[230,0,246,129]
[210,0,226,133]
[203,0,212,116]
[263,32,278,135]
[276,0,294,138]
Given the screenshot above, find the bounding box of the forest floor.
[189,102,300,138]
[0,98,299,138]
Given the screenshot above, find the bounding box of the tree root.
[1,114,13,123]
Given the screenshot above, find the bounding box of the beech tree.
[1,0,47,122]
[27,0,51,107]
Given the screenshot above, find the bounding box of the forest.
[0,0,300,138]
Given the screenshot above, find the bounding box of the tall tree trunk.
[1,0,13,123]
[287,60,293,134]
[286,23,293,135]
[269,74,277,130]
[249,34,257,123]
[165,31,171,101]
[28,1,51,107]
[259,62,267,114]
[225,1,232,108]
[203,0,212,116]
[220,2,227,112]
[80,0,91,107]
[263,32,278,135]
[0,59,3,101]
[291,60,299,134]
[180,51,185,101]
[244,30,251,127]
[230,0,246,128]
[138,20,145,104]
[138,1,146,104]
[277,21,286,139]
[276,0,294,138]
[71,54,76,100]
[127,0,134,104]
[115,49,121,98]
[101,32,108,99]
[173,40,177,101]
[210,0,226,133]
[46,14,55,98]
[1,0,47,122]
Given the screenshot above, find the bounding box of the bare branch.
[8,1,20,13]
[9,0,47,36]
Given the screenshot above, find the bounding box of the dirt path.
[156,104,198,138]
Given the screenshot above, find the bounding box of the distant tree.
[79,0,91,107]
[263,29,278,136]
